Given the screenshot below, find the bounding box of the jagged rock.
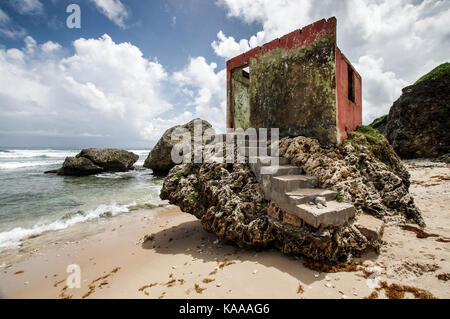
[143,118,214,175]
[279,131,424,226]
[58,157,103,176]
[49,148,139,176]
[383,63,450,159]
[160,160,379,262]
[76,148,139,172]
[160,130,423,262]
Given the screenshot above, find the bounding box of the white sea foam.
[128,150,149,166]
[0,202,136,249]
[0,149,148,170]
[0,160,62,170]
[0,149,78,159]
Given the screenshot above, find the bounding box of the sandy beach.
[0,160,448,299]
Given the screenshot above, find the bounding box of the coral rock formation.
[161,130,424,262]
[279,132,424,226]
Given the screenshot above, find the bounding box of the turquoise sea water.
[0,149,164,249]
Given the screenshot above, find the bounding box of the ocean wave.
[135,159,145,166]
[0,202,140,249]
[128,150,150,156]
[0,160,62,170]
[0,149,78,159]
[95,169,154,180]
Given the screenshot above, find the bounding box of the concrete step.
[294,201,356,228]
[256,165,301,186]
[238,146,277,157]
[249,156,288,175]
[260,165,302,176]
[250,157,291,186]
[285,188,337,204]
[268,175,318,203]
[256,156,289,166]
[271,175,318,193]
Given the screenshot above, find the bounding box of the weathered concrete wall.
[226,17,362,146]
[227,17,338,132]
[336,48,362,141]
[248,33,337,145]
[231,69,251,129]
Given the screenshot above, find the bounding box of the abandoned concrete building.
[226,17,362,146]
[223,18,363,229]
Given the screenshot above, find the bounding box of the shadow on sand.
[142,219,379,286]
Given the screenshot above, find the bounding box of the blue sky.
[1,0,260,71]
[0,0,449,148]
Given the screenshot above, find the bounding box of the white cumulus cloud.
[91,0,130,28]
[0,34,172,147]
[173,57,227,132]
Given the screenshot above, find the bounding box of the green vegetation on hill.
[413,62,450,86]
[347,125,385,144]
[345,125,403,173]
[370,114,388,127]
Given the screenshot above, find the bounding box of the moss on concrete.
[247,32,337,146]
[231,69,251,129]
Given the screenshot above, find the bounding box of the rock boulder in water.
[47,148,139,176]
[76,148,139,172]
[59,157,104,176]
[143,118,213,175]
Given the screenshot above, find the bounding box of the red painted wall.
[226,17,362,145]
[335,48,362,141]
[226,17,337,129]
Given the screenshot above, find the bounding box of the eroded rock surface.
[59,157,104,176]
[280,133,424,226]
[77,148,139,172]
[161,160,380,262]
[47,148,139,176]
[144,118,214,175]
[160,131,424,262]
[374,63,450,159]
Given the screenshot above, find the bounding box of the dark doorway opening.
[348,65,355,103]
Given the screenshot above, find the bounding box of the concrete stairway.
[207,133,356,229]
[246,147,355,229]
